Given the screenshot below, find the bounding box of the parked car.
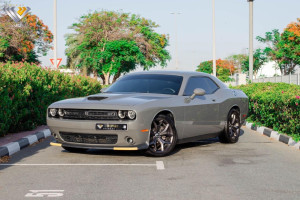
[47,71,248,156]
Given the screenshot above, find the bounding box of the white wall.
[256,61,281,78]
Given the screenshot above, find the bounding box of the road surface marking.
[0,162,165,170]
[156,161,165,170]
[25,190,64,197]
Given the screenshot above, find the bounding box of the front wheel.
[145,115,177,157]
[219,108,241,143]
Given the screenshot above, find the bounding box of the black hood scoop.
[87,96,108,101]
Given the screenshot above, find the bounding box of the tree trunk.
[103,72,110,85]
[288,63,296,75]
[108,74,111,85]
[284,65,288,76]
[99,74,105,84]
[280,68,284,76]
[112,69,122,83]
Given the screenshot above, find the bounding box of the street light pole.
[212,0,216,77]
[170,12,181,70]
[248,0,254,82]
[53,0,57,69]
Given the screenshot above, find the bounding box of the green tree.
[226,54,248,73]
[196,61,212,74]
[241,49,268,78]
[257,19,300,75]
[65,11,170,84]
[196,59,235,82]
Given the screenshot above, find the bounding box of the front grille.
[62,109,119,120]
[60,132,118,144]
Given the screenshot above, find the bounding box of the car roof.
[127,70,228,89]
[129,70,208,77]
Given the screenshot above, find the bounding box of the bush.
[234,82,300,141]
[0,62,101,136]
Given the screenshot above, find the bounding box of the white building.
[256,61,281,78]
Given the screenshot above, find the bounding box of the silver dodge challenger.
[47,71,248,156]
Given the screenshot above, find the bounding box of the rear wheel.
[145,115,177,157]
[219,108,241,143]
[62,146,87,153]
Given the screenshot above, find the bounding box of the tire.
[219,108,241,143]
[145,115,177,157]
[62,146,87,153]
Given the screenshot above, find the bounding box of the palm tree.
[65,33,89,75]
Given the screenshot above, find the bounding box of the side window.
[183,77,219,96]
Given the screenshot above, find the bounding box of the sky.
[2,0,300,71]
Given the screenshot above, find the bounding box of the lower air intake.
[60,132,118,144]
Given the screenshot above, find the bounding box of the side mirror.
[190,88,206,100]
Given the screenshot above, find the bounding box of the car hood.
[50,93,172,108]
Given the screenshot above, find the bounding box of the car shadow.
[169,137,219,156]
[169,128,245,156]
[79,129,245,157]
[0,129,245,165]
[81,149,146,157]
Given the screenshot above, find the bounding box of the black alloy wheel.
[145,115,177,157]
[219,108,241,143]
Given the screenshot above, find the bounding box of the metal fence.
[224,72,300,86]
[253,72,300,85]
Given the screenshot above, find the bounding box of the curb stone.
[245,122,300,150]
[0,129,51,157]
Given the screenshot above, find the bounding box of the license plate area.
[96,124,127,130]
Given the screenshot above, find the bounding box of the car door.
[183,76,222,138]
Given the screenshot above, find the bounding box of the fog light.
[49,108,57,117]
[58,109,65,117]
[127,110,136,119]
[126,137,134,144]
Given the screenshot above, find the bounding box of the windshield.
[105,74,183,95]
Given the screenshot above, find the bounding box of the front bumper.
[50,141,148,150]
[47,117,150,150]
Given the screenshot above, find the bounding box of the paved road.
[0,127,299,200]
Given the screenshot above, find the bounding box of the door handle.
[212,99,216,102]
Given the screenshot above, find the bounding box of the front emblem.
[97,124,104,129]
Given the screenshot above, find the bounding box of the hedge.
[0,62,101,136]
[235,82,300,141]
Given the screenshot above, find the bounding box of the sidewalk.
[0,125,48,146]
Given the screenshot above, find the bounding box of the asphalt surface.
[0,127,300,200]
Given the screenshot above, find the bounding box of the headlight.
[49,108,57,117]
[118,110,126,119]
[127,110,136,119]
[58,109,64,117]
